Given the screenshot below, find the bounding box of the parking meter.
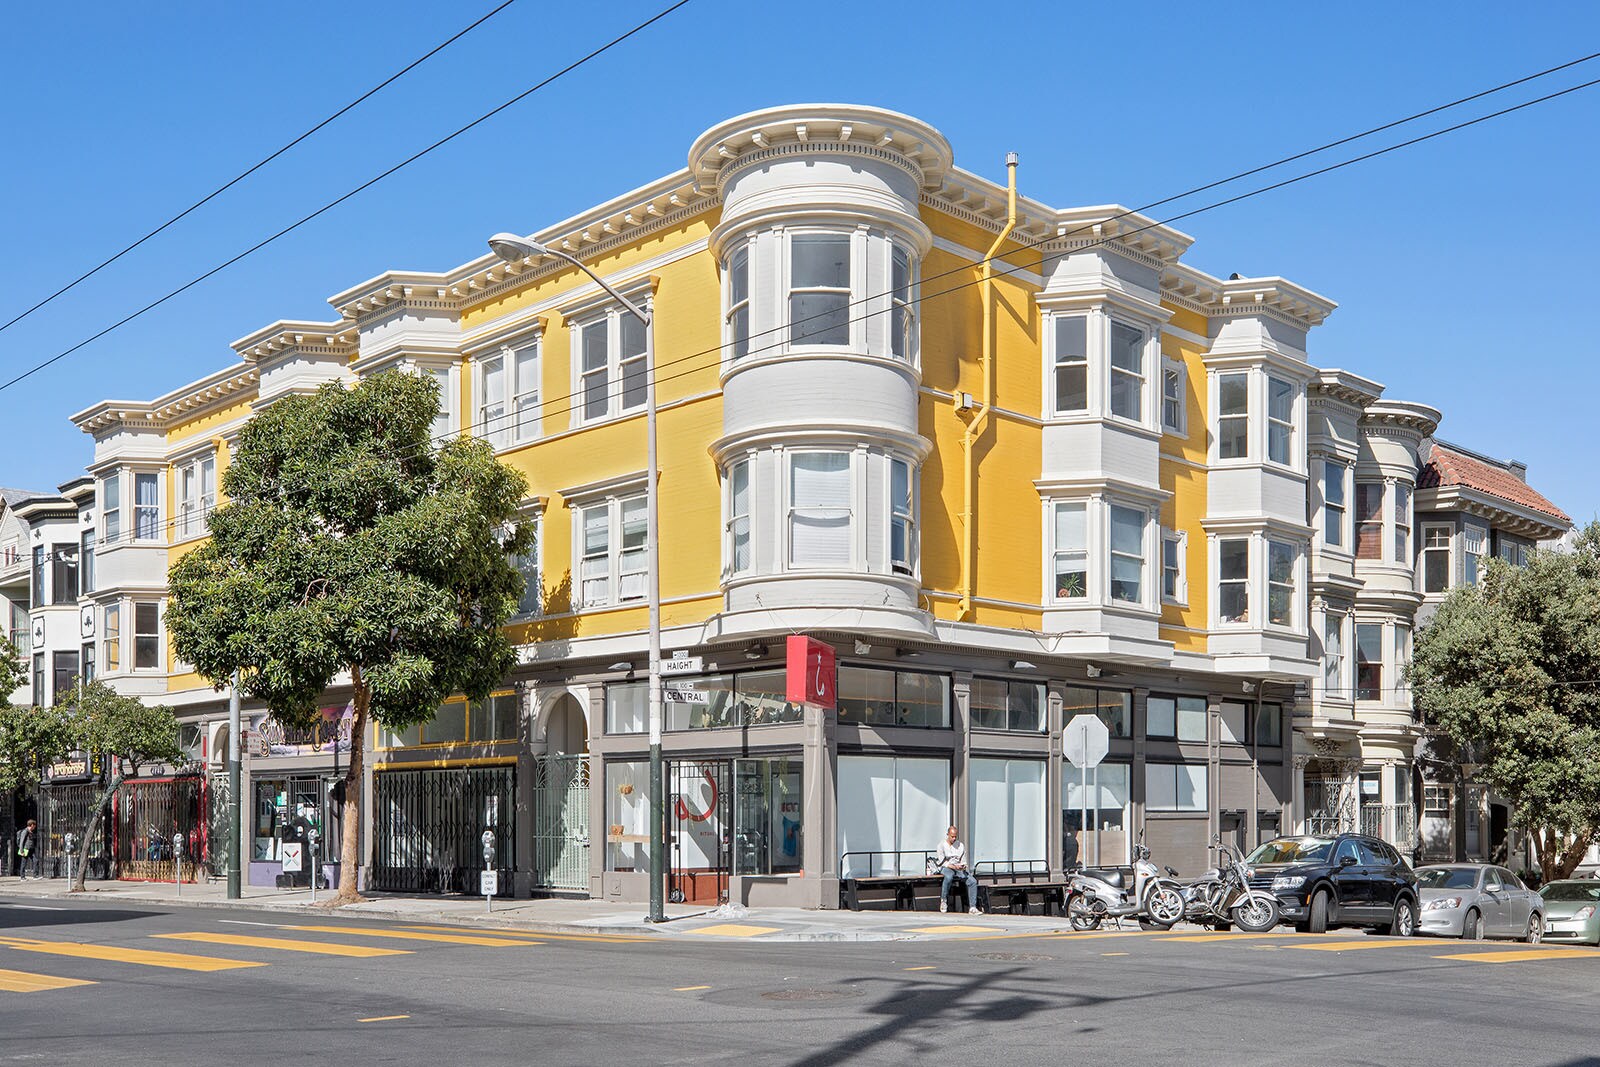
[481,829,496,868]
[481,830,497,913]
[64,833,77,885]
[307,826,321,902]
[173,831,185,894]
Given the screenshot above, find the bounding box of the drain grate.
[761,988,863,1001]
[974,952,1056,962]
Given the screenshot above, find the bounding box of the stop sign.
[1064,713,1110,769]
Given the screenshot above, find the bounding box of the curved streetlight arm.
[489,235,649,324]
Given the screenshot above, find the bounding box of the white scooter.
[1066,843,1184,930]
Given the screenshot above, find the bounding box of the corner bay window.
[789,233,851,346]
[1052,502,1087,600]
[970,677,1044,732]
[1267,540,1297,627]
[890,458,914,576]
[1108,322,1144,421]
[1217,372,1248,459]
[134,602,160,670]
[1394,483,1412,563]
[1355,483,1383,561]
[1267,377,1295,464]
[1064,685,1130,738]
[789,453,851,568]
[134,473,159,541]
[1053,317,1088,414]
[1322,461,1347,547]
[1219,538,1249,624]
[838,666,949,728]
[726,459,751,575]
[1356,622,1383,700]
[726,245,751,361]
[103,604,121,672]
[1108,506,1144,604]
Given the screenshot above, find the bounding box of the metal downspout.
[959,153,1018,620]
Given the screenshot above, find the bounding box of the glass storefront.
[605,760,652,871]
[606,671,802,733]
[252,775,336,864]
[732,757,802,876]
[836,666,950,727]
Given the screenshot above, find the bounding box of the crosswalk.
[0,922,630,996]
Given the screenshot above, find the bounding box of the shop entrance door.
[532,755,590,892]
[669,759,730,905]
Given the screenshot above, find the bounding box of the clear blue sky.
[1,1,1595,522]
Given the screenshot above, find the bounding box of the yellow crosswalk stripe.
[0,967,96,993]
[398,925,653,944]
[153,932,412,958]
[1436,948,1600,964]
[0,937,264,972]
[283,925,541,947]
[1291,939,1483,952]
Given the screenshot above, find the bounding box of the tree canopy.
[165,370,532,901]
[0,635,24,702]
[1408,522,1600,880]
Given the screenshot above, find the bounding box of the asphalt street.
[2,897,1598,1066]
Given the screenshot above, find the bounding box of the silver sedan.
[1416,864,1543,941]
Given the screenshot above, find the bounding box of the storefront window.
[1064,685,1131,738]
[252,776,335,864]
[468,693,521,742]
[733,757,803,876]
[837,666,950,727]
[422,700,467,744]
[970,757,1046,866]
[1063,761,1130,867]
[969,678,1045,732]
[605,760,651,871]
[606,680,647,734]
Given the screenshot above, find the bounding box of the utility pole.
[227,671,241,899]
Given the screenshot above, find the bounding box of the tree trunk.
[331,668,368,905]
[71,769,125,893]
[1554,828,1595,881]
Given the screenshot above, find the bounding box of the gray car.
[1416,864,1543,941]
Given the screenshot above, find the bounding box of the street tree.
[57,680,183,890]
[0,704,73,796]
[1408,521,1600,881]
[165,371,531,904]
[0,634,24,701]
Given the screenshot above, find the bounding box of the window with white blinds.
[727,459,751,575]
[789,452,852,568]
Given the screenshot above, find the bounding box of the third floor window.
[575,312,646,425]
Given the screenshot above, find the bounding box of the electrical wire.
[0,0,526,339]
[0,0,696,395]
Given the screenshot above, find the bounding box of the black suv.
[1245,834,1421,935]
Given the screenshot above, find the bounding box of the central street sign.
[1064,713,1110,769]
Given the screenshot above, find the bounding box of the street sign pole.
[227,672,241,900]
[1064,713,1111,871]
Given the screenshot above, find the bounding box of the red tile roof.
[1418,444,1570,524]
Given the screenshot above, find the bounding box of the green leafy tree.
[166,371,531,903]
[0,704,73,795]
[56,679,183,891]
[0,635,25,702]
[1408,522,1600,881]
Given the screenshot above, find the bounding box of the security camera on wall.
[1086,665,1102,679]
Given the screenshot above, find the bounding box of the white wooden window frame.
[1160,356,1186,435]
[571,306,649,426]
[1161,528,1187,606]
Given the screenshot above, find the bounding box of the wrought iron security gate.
[531,755,590,891]
[371,765,515,894]
[39,782,112,879]
[114,777,206,882]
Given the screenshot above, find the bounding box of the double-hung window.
[889,458,915,576]
[1394,623,1412,697]
[178,454,216,539]
[1217,372,1249,459]
[1323,461,1347,547]
[1323,615,1345,697]
[1052,502,1087,600]
[103,604,121,672]
[510,518,540,619]
[1267,540,1297,628]
[1219,538,1250,624]
[1108,322,1144,421]
[618,497,647,602]
[30,547,44,610]
[479,354,508,448]
[1393,483,1412,563]
[51,545,78,605]
[1267,377,1295,465]
[577,312,648,424]
[1108,505,1144,604]
[890,246,914,360]
[1421,525,1451,592]
[1462,522,1487,585]
[1355,622,1383,700]
[579,322,609,422]
[427,365,454,443]
[726,459,752,576]
[1161,359,1185,433]
[133,473,160,541]
[134,602,160,670]
[789,234,851,346]
[102,474,121,543]
[788,452,852,568]
[727,245,751,361]
[81,530,94,594]
[1161,529,1185,604]
[577,497,647,608]
[511,345,539,443]
[1355,483,1383,561]
[1053,317,1088,414]
[579,504,611,606]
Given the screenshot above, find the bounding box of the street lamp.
[487,233,665,924]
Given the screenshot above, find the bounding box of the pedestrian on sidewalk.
[15,819,39,879]
[935,825,980,915]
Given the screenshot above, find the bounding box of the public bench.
[838,852,1068,914]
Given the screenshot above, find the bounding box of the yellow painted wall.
[1158,301,1210,651]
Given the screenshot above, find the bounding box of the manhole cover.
[761,988,863,1001]
[974,952,1056,962]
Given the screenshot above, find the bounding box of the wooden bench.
[972,860,1069,916]
[839,853,1068,913]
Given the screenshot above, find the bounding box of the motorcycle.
[1066,843,1184,931]
[1176,841,1281,933]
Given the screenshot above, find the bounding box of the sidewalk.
[0,874,1084,942]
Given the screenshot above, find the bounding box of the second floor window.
[81,530,94,594]
[478,346,539,448]
[789,453,852,568]
[578,496,647,608]
[1108,505,1145,604]
[134,473,160,541]
[510,518,540,619]
[1323,615,1346,697]
[103,604,120,672]
[789,234,851,346]
[1421,525,1451,592]
[1267,540,1297,627]
[1053,317,1089,414]
[1356,622,1383,700]
[1323,461,1347,547]
[577,314,647,424]
[1161,529,1185,604]
[51,545,78,605]
[1463,523,1488,584]
[134,602,160,670]
[177,454,217,539]
[1053,502,1087,600]
[890,458,915,576]
[1219,538,1249,624]
[726,458,752,576]
[1108,322,1144,421]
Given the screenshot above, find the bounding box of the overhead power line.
[0,0,695,395]
[0,0,525,339]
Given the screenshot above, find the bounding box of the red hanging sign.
[785,635,837,710]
